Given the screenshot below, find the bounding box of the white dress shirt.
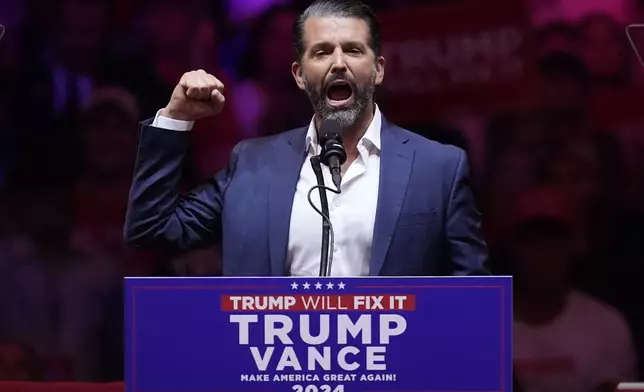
[151,106,382,276]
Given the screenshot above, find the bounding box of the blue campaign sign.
[125,276,512,392]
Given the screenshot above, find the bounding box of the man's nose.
[329,48,347,73]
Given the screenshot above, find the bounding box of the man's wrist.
[161,107,192,121]
[153,108,194,131]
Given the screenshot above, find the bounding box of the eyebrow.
[309,40,368,51]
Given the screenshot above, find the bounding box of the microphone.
[308,156,340,277]
[319,119,347,190]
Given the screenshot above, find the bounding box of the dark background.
[0,0,643,389]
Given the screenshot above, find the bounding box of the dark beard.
[303,69,376,127]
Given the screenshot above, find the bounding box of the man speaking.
[124,0,489,276]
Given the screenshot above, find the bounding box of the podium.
[125,276,512,392]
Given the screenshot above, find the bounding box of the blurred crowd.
[0,0,643,390]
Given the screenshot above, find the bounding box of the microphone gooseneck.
[308,156,340,277]
[306,119,346,277]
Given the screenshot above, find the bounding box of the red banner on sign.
[221,294,417,311]
[377,0,533,123]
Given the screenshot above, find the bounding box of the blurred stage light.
[627,24,644,69]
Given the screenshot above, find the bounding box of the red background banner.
[377,0,533,124]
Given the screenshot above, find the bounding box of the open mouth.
[325,81,354,106]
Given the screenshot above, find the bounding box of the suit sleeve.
[446,150,489,275]
[123,120,242,251]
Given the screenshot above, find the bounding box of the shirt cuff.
[151,109,194,131]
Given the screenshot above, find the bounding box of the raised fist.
[162,69,225,121]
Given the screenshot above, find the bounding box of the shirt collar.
[305,104,382,155]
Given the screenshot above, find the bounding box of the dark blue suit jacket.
[124,117,488,276]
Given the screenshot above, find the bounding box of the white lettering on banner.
[228,314,407,372]
[324,374,357,382]
[229,314,257,345]
[337,315,371,344]
[379,315,407,344]
[366,346,387,370]
[292,385,344,392]
[247,345,391,372]
[229,314,407,346]
[229,296,297,310]
[239,374,397,383]
[275,374,320,382]
[240,374,270,382]
[353,296,384,309]
[308,346,331,370]
[382,26,524,94]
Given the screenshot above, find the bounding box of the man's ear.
[292,62,306,91]
[374,56,385,86]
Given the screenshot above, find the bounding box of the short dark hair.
[292,0,381,63]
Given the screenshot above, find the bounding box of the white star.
[302,282,311,290]
[337,282,346,289]
[326,282,334,289]
[290,282,298,290]
[314,282,322,289]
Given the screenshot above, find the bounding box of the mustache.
[322,75,356,92]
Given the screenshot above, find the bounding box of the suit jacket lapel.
[369,120,414,276]
[268,128,308,276]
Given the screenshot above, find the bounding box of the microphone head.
[320,118,343,140]
[319,119,347,166]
